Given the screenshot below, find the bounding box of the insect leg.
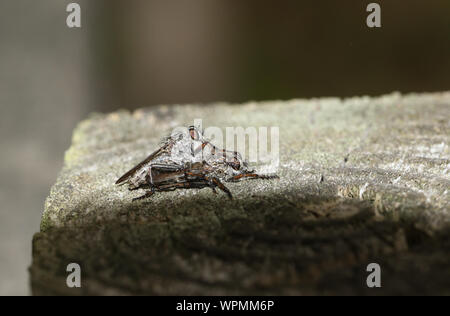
[157,183,184,191]
[184,170,216,194]
[132,187,155,202]
[227,173,279,182]
[207,176,233,200]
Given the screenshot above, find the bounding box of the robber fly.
[116,126,278,201]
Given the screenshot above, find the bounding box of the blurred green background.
[0,0,449,295]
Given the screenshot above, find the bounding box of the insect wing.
[115,145,167,184]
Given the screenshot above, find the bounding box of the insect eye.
[189,127,199,140]
[231,158,240,170]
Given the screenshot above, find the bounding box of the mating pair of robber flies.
[116,126,278,201]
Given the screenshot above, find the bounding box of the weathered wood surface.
[31,92,450,295]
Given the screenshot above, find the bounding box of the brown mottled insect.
[116,126,278,201]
